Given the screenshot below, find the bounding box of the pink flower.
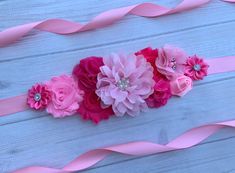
[156,45,188,79]
[73,56,104,92]
[27,84,51,110]
[146,79,172,108]
[96,53,154,116]
[184,55,209,80]
[170,75,193,97]
[135,47,166,81]
[78,91,114,124]
[73,56,114,123]
[46,75,84,117]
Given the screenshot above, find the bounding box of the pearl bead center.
[193,64,201,71]
[117,78,130,90]
[34,93,41,102]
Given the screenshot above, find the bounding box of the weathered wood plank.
[1,0,235,173]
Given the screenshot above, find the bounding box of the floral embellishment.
[156,45,188,79]
[27,84,51,110]
[73,56,104,92]
[46,75,84,117]
[146,79,172,108]
[184,55,209,80]
[25,45,209,124]
[78,91,114,124]
[73,56,113,123]
[170,75,193,97]
[96,53,154,116]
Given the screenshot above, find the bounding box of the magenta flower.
[156,45,188,79]
[27,84,51,110]
[96,53,154,116]
[146,79,172,108]
[184,55,209,80]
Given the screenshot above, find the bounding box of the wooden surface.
[1,0,235,172]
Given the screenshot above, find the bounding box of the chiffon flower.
[46,75,84,117]
[96,53,154,116]
[78,91,114,124]
[136,47,171,108]
[73,56,113,123]
[146,79,172,108]
[27,84,51,110]
[184,55,209,80]
[73,56,104,92]
[156,45,188,79]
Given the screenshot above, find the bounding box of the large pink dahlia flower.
[96,53,154,116]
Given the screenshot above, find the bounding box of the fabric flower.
[135,47,166,81]
[78,91,114,124]
[73,56,104,92]
[156,45,188,79]
[46,75,84,117]
[96,53,154,116]
[146,79,172,108]
[27,84,51,110]
[170,75,193,97]
[136,47,172,108]
[184,55,209,80]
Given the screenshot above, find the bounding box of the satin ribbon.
[0,0,234,47]
[11,119,235,173]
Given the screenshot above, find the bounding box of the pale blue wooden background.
[1,0,235,172]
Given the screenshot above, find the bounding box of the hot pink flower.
[78,91,114,124]
[96,53,154,116]
[136,47,172,108]
[73,56,104,92]
[27,84,51,110]
[146,79,172,108]
[73,56,113,123]
[156,45,188,79]
[46,75,84,117]
[184,55,209,80]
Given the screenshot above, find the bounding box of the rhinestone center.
[117,78,130,90]
[34,93,41,102]
[193,64,201,71]
[171,57,177,70]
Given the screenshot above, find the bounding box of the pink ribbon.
[0,0,234,47]
[11,119,235,173]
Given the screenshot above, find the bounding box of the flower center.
[171,57,177,70]
[193,64,201,71]
[117,78,130,90]
[34,93,41,102]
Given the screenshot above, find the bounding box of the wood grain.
[0,0,235,172]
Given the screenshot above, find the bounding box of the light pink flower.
[170,75,193,97]
[96,53,154,116]
[185,55,209,80]
[156,45,188,79]
[27,84,51,110]
[46,75,84,117]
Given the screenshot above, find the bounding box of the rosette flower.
[73,56,114,123]
[96,53,154,116]
[46,75,84,117]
